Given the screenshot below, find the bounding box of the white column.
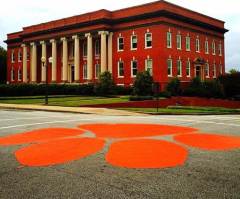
[61,37,68,82]
[98,31,108,73]
[72,35,80,82]
[21,44,28,83]
[40,41,47,82]
[85,33,93,80]
[50,39,57,82]
[30,42,37,83]
[108,32,113,73]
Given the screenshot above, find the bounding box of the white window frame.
[131,60,138,77]
[186,36,190,51]
[213,63,216,78]
[219,64,223,75]
[212,41,216,55]
[145,33,152,49]
[186,60,191,77]
[95,39,100,56]
[117,37,124,52]
[219,42,222,56]
[131,35,137,50]
[177,34,182,50]
[118,60,124,78]
[83,63,88,79]
[167,31,172,48]
[18,50,22,62]
[196,38,200,52]
[18,67,22,81]
[145,58,153,75]
[83,42,87,57]
[11,66,14,81]
[177,59,182,77]
[205,63,210,78]
[95,63,100,79]
[167,59,173,77]
[11,50,15,63]
[205,40,209,54]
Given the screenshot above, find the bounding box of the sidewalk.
[0,103,144,116]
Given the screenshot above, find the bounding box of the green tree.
[229,68,239,74]
[0,46,7,83]
[165,78,181,96]
[133,71,153,96]
[94,71,115,95]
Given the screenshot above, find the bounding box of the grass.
[118,106,240,114]
[0,95,129,107]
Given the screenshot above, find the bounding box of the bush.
[183,77,224,98]
[165,78,181,96]
[218,72,240,99]
[94,71,115,96]
[114,85,133,96]
[133,71,153,96]
[129,95,153,101]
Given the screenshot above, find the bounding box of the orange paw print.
[0,124,240,169]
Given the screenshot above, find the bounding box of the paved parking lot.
[0,109,240,199]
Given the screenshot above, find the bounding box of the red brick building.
[4,0,228,89]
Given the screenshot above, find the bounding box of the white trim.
[145,32,152,49]
[167,31,172,48]
[196,38,200,53]
[131,60,138,77]
[95,63,100,79]
[186,59,191,77]
[177,59,182,77]
[186,36,191,51]
[117,37,124,52]
[131,35,137,50]
[117,60,124,78]
[167,58,173,77]
[176,34,182,50]
[205,40,209,54]
[145,58,153,75]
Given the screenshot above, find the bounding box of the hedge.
[0,84,132,97]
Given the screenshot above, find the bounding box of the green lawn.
[118,106,240,114]
[0,95,129,107]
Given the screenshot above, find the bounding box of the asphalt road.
[0,109,240,199]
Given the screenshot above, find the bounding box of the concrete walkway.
[0,103,144,116]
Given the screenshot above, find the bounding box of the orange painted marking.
[15,138,105,167]
[0,128,85,146]
[105,139,188,169]
[174,133,240,150]
[78,124,197,138]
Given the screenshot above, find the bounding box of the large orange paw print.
[0,124,240,169]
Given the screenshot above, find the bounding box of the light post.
[41,56,52,105]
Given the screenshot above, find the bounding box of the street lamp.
[41,56,52,105]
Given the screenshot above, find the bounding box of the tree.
[133,71,153,96]
[165,78,181,96]
[229,68,239,74]
[94,71,115,95]
[0,46,7,84]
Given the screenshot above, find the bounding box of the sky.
[0,0,239,71]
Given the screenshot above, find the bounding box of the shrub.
[218,72,240,99]
[94,71,115,96]
[133,71,153,96]
[165,78,181,96]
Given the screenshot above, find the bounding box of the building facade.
[5,0,228,89]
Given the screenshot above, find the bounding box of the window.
[83,64,87,79]
[219,64,223,75]
[186,36,190,51]
[205,63,209,77]
[213,63,216,78]
[131,60,138,77]
[145,59,153,75]
[212,41,216,55]
[219,43,222,56]
[18,67,22,81]
[95,63,100,78]
[177,59,182,77]
[11,50,15,63]
[11,67,15,81]
[167,59,172,77]
[131,35,137,50]
[18,51,22,62]
[167,32,172,48]
[83,42,87,57]
[205,40,209,54]
[95,40,100,56]
[118,37,124,51]
[145,33,152,48]
[186,60,191,77]
[118,61,124,77]
[177,34,182,50]
[196,38,200,52]
[69,43,74,58]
